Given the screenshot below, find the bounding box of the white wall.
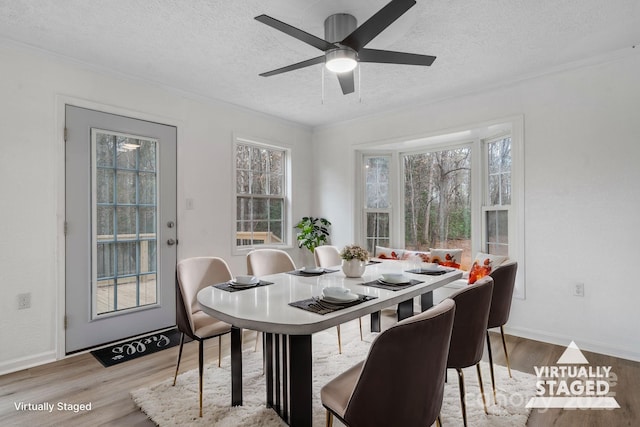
[0,43,313,373]
[311,51,640,361]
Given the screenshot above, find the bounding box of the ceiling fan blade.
[341,0,416,51]
[259,56,325,77]
[337,71,355,95]
[255,14,338,52]
[359,48,436,66]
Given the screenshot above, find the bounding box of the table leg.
[288,334,313,427]
[370,311,381,332]
[230,326,243,406]
[265,333,274,408]
[420,291,434,311]
[397,299,414,321]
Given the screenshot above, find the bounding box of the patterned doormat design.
[91,328,182,367]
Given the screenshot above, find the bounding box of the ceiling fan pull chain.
[358,66,362,104]
[321,66,325,105]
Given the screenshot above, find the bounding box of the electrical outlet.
[18,293,31,309]
[572,283,585,297]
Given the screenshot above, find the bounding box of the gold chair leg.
[254,330,260,352]
[456,368,467,427]
[486,331,497,404]
[500,326,512,378]
[336,325,342,354]
[198,340,204,417]
[218,335,222,367]
[326,409,334,427]
[173,332,185,386]
[359,317,363,341]
[436,414,442,427]
[476,363,488,415]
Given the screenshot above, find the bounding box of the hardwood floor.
[1,312,638,426]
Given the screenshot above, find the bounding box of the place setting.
[361,272,425,291]
[289,286,377,315]
[287,266,339,277]
[212,275,274,292]
[405,262,455,276]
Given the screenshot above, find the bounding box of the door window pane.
[365,157,390,209]
[93,129,158,315]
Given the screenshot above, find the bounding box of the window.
[483,136,511,256]
[234,138,288,249]
[363,155,392,254]
[357,118,524,297]
[403,146,472,269]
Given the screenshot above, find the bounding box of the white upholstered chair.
[174,256,232,417]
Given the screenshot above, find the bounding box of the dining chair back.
[446,276,494,426]
[321,298,456,427]
[246,248,296,276]
[174,256,233,417]
[314,245,342,268]
[486,260,518,402]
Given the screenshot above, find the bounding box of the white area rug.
[132,331,535,426]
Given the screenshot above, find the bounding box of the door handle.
[167,238,177,246]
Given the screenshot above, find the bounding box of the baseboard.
[0,351,57,376]
[504,325,640,363]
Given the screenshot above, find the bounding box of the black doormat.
[91,328,182,367]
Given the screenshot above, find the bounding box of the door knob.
[167,238,177,246]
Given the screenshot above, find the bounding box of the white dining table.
[196,260,462,426]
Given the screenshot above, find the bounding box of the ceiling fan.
[255,0,436,95]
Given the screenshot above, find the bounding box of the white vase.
[342,259,366,278]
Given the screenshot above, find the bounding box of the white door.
[65,105,177,353]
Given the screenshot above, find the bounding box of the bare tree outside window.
[235,141,286,247]
[404,147,472,268]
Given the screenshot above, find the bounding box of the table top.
[196,260,463,335]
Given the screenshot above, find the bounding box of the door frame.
[55,95,183,359]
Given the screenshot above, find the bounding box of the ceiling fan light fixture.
[325,48,357,73]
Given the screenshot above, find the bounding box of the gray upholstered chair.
[174,256,232,417]
[314,245,364,343]
[446,276,494,427]
[486,261,518,403]
[321,298,456,427]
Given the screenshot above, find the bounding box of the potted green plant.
[295,217,331,254]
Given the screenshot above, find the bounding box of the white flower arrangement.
[340,244,369,262]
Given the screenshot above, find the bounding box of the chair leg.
[500,326,512,378]
[198,340,204,418]
[358,317,363,341]
[476,363,488,415]
[486,331,498,404]
[218,335,222,367]
[173,333,185,386]
[326,409,334,427]
[254,330,260,352]
[436,414,442,427]
[456,368,467,427]
[336,325,342,354]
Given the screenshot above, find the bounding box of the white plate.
[420,266,445,272]
[322,287,358,302]
[379,274,410,284]
[233,276,260,285]
[377,279,410,286]
[322,294,359,304]
[229,281,260,289]
[301,267,324,274]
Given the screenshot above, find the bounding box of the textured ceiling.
[1,0,638,127]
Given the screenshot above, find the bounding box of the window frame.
[232,135,292,254]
